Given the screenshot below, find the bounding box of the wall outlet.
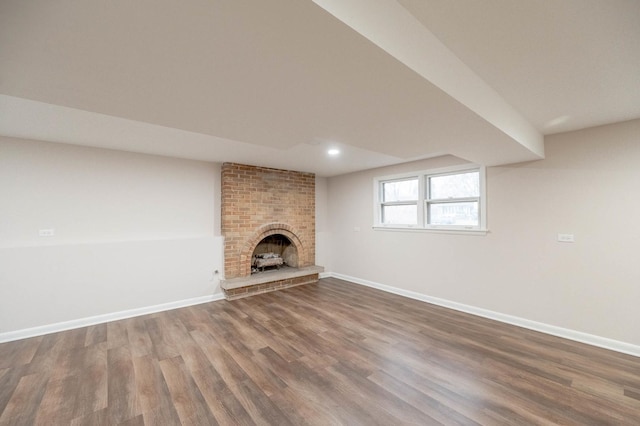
[557,233,575,243]
[38,228,55,237]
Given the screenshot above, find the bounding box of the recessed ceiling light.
[328,148,340,156]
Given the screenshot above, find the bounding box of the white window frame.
[378,175,421,227]
[373,164,487,234]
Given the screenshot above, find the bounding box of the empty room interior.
[1,1,640,424]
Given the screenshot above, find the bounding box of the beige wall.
[315,176,330,271]
[326,119,640,346]
[1,138,219,246]
[0,138,223,335]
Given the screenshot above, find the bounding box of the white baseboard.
[0,293,226,343]
[6,274,639,359]
[324,272,640,358]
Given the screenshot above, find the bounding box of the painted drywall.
[326,119,640,346]
[0,138,223,334]
[0,238,222,335]
[315,176,330,271]
[1,138,220,246]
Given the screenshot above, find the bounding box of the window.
[380,177,418,225]
[374,165,486,232]
[427,170,479,227]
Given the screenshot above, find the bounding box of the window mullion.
[427,196,479,203]
[419,175,426,227]
[381,201,418,206]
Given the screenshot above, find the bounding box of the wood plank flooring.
[1,277,640,425]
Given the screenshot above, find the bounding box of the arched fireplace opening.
[251,234,298,274]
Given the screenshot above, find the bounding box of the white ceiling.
[399,0,640,134]
[1,0,638,177]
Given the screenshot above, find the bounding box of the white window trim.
[378,175,421,227]
[373,164,487,234]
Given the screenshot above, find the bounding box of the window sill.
[372,226,489,236]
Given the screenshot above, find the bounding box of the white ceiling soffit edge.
[0,94,406,177]
[313,0,545,160]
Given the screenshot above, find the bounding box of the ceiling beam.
[313,0,545,159]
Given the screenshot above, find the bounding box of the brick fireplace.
[220,163,323,299]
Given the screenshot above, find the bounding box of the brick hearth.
[221,266,323,300]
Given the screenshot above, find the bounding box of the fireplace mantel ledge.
[221,265,324,291]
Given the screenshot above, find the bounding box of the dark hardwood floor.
[1,277,640,425]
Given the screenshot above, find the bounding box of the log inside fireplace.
[252,253,284,272]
